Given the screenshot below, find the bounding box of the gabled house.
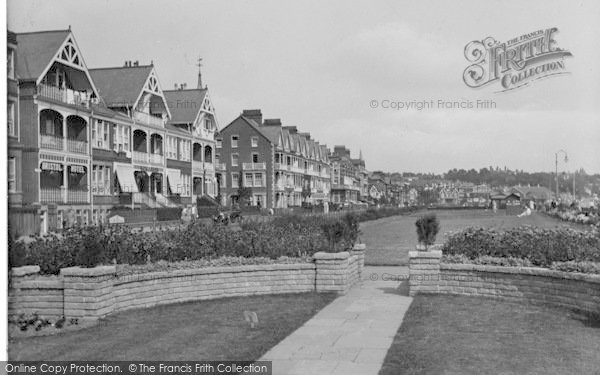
[15,28,100,233]
[89,62,172,208]
[163,86,219,204]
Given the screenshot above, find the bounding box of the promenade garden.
[8,207,600,372]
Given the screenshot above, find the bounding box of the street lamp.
[555,149,568,201]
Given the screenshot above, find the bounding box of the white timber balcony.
[242,162,266,170]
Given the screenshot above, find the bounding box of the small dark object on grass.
[55,316,65,329]
[415,214,440,250]
[70,318,79,325]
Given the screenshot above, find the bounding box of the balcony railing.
[133,151,148,164]
[67,189,89,203]
[274,163,289,170]
[40,134,63,150]
[215,162,227,171]
[66,139,88,154]
[134,111,164,127]
[196,128,215,140]
[37,84,92,107]
[149,153,164,165]
[40,187,63,203]
[204,162,214,171]
[40,187,89,203]
[192,161,204,174]
[242,162,266,170]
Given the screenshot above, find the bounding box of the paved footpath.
[260,266,412,375]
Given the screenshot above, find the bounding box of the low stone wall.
[409,250,600,314]
[9,246,365,321]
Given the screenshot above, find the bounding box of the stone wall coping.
[11,266,40,277]
[408,250,443,259]
[61,266,117,277]
[352,244,366,251]
[313,251,350,260]
[115,263,316,285]
[440,263,600,284]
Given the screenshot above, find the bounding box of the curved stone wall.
[9,247,365,321]
[409,250,600,314]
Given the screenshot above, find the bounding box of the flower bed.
[544,207,600,226]
[442,226,600,268]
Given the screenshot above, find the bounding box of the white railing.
[192,162,204,174]
[67,189,89,203]
[40,134,64,150]
[37,84,91,107]
[149,153,164,165]
[215,162,226,171]
[290,165,304,173]
[40,187,63,203]
[204,162,214,171]
[196,128,215,140]
[133,151,148,164]
[242,162,266,170]
[66,139,88,154]
[40,187,89,203]
[134,111,164,127]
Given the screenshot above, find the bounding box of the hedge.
[9,213,361,275]
[442,226,600,267]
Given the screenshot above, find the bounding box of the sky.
[7,0,600,174]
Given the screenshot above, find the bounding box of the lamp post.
[554,150,568,201]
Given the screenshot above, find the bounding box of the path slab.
[260,266,412,375]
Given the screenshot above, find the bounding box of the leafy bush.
[156,207,183,221]
[443,226,600,267]
[10,213,362,275]
[442,254,533,267]
[550,261,600,274]
[415,214,440,247]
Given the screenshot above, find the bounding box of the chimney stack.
[282,126,298,134]
[264,119,283,127]
[242,109,263,125]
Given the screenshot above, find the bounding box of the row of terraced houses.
[7,28,369,236]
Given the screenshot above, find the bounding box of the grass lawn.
[360,209,585,266]
[9,292,336,361]
[379,295,600,375]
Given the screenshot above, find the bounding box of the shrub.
[156,207,183,221]
[415,214,440,248]
[9,213,362,275]
[443,226,600,267]
[550,261,600,274]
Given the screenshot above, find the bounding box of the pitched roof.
[164,88,207,124]
[89,65,154,107]
[260,125,282,144]
[16,29,70,81]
